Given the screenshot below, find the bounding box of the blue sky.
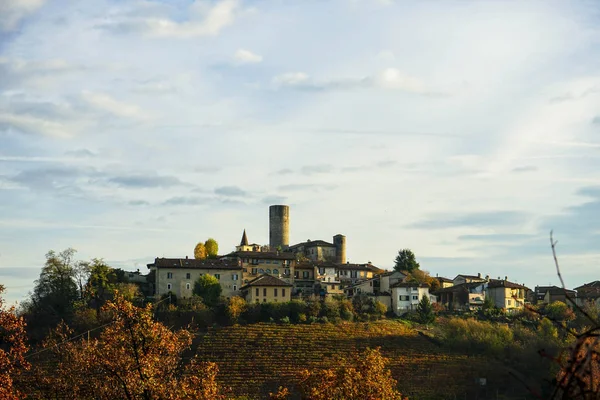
[1,0,600,305]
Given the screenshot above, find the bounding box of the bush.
[289,300,307,323]
[373,301,388,317]
[321,300,340,320]
[298,313,307,323]
[319,316,329,324]
[280,316,291,324]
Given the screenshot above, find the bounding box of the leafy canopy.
[394,249,420,273]
[204,238,219,258]
[194,242,207,260]
[193,274,222,307]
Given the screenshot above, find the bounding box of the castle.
[236,204,347,265]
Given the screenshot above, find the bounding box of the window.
[233,285,237,291]
[186,273,191,279]
[243,268,247,273]
[258,269,264,273]
[266,269,271,274]
[214,274,220,280]
[255,288,259,296]
[186,283,190,290]
[294,271,299,278]
[351,271,357,278]
[282,288,286,297]
[167,283,172,290]
[256,299,260,303]
[303,271,309,279]
[263,298,267,302]
[252,268,258,274]
[318,267,325,274]
[274,288,278,297]
[266,260,271,264]
[273,269,279,274]
[284,268,290,276]
[507,300,512,306]
[167,272,173,279]
[263,288,267,296]
[332,285,336,290]
[232,274,239,280]
[412,295,418,300]
[369,281,373,287]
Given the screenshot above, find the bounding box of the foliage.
[85,258,117,315]
[227,296,246,324]
[405,269,438,291]
[31,295,226,399]
[393,249,420,273]
[204,238,219,258]
[298,347,407,400]
[24,248,80,332]
[193,275,222,307]
[416,296,435,324]
[374,301,388,317]
[544,301,576,324]
[114,283,142,302]
[194,242,207,260]
[0,285,30,400]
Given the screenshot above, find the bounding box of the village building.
[575,281,600,307]
[221,250,296,286]
[435,281,486,310]
[486,279,527,310]
[147,257,242,300]
[534,285,577,305]
[452,273,487,286]
[436,276,454,289]
[390,282,435,315]
[240,274,293,303]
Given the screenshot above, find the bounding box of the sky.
[1,0,600,305]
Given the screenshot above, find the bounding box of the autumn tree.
[227,296,246,324]
[204,238,219,258]
[193,275,222,307]
[33,295,226,400]
[394,249,420,273]
[0,285,30,400]
[298,347,406,400]
[194,242,207,260]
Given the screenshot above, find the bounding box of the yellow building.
[294,262,317,296]
[336,262,382,285]
[486,280,527,310]
[222,250,296,286]
[241,274,293,303]
[147,257,243,299]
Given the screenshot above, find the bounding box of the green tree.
[193,275,222,307]
[194,242,207,260]
[30,249,80,322]
[394,249,420,273]
[416,296,435,324]
[204,238,219,258]
[85,258,117,316]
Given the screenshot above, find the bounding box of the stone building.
[147,257,242,300]
[241,274,293,303]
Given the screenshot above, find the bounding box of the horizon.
[2,0,600,305]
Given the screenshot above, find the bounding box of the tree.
[394,249,420,273]
[29,248,79,324]
[33,295,225,399]
[298,347,406,400]
[226,296,246,324]
[194,242,207,260]
[193,275,222,307]
[416,295,435,324]
[204,238,219,258]
[85,258,117,316]
[0,285,30,400]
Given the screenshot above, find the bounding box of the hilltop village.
[147,205,600,315]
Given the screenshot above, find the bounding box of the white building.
[390,282,435,316]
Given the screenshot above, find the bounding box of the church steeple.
[240,229,249,246]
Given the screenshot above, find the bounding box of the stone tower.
[333,234,346,264]
[269,205,290,250]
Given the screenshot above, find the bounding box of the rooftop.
[240,274,293,289]
[147,257,241,270]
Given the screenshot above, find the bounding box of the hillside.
[193,320,529,399]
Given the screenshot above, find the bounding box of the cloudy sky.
[1,0,600,304]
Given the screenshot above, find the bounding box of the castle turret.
[333,234,346,264]
[269,205,290,250]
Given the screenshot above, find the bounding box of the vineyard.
[193,320,528,399]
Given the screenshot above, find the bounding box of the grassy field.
[193,320,530,399]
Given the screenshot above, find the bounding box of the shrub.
[280,316,291,324]
[298,313,307,323]
[374,301,388,317]
[416,296,435,324]
[289,300,307,323]
[321,300,340,320]
[319,316,329,324]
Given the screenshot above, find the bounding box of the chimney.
[505,276,508,282]
[185,255,188,259]
[477,272,481,278]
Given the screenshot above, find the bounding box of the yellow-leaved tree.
[204,238,219,258]
[194,242,207,260]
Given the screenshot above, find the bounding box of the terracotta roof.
[148,258,241,270]
[454,274,485,281]
[240,229,249,246]
[240,274,293,289]
[380,270,407,277]
[223,251,296,260]
[436,276,453,283]
[391,282,430,289]
[487,279,527,289]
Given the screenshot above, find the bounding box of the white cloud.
[376,68,425,93]
[101,0,240,38]
[272,72,310,86]
[234,49,263,64]
[0,0,45,31]
[81,91,148,120]
[0,112,74,138]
